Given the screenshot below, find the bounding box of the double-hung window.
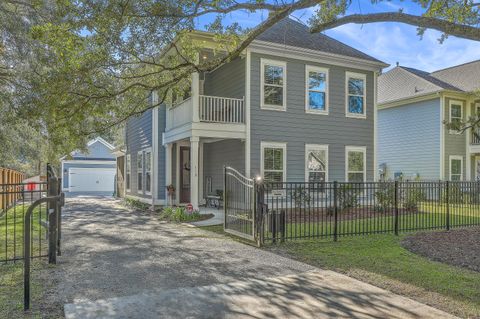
[137,151,143,193]
[346,72,366,118]
[346,146,366,182]
[145,149,152,194]
[306,66,328,114]
[449,156,463,181]
[305,145,328,183]
[449,100,463,134]
[126,154,131,191]
[261,59,286,110]
[261,142,286,184]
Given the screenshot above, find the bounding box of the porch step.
[64,270,457,319]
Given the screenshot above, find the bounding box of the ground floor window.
[305,144,328,183]
[449,156,463,181]
[126,154,131,191]
[145,149,152,193]
[346,146,366,182]
[137,151,143,192]
[261,142,286,184]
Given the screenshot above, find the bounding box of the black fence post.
[446,180,450,231]
[223,166,227,231]
[255,180,265,246]
[47,177,58,264]
[57,178,62,256]
[333,181,338,242]
[394,181,399,236]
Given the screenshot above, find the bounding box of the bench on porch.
[206,190,223,209]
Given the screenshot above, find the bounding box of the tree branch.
[310,12,480,41]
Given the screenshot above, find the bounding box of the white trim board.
[305,144,329,182]
[260,141,287,183]
[345,146,367,182]
[449,155,464,181]
[305,65,329,115]
[260,58,287,111]
[61,160,116,165]
[345,71,367,119]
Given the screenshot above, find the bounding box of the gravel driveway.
[45,195,456,318]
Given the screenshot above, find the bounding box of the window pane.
[264,171,283,183]
[348,78,364,95]
[264,85,283,106]
[309,92,325,110]
[264,65,283,85]
[451,174,461,181]
[146,173,151,191]
[145,153,151,171]
[309,172,325,183]
[265,147,283,170]
[348,96,364,114]
[348,172,364,182]
[138,173,142,190]
[451,105,462,118]
[348,151,364,172]
[309,71,326,91]
[451,159,462,175]
[308,150,326,171]
[137,154,143,169]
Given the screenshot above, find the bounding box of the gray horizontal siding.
[203,139,244,198]
[378,98,441,180]
[62,162,116,189]
[204,57,245,98]
[250,53,375,182]
[125,109,153,198]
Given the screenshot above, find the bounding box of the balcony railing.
[472,130,480,145]
[166,95,244,131]
[199,95,244,124]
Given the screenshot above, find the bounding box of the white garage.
[68,167,116,192]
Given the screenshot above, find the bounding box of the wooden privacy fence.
[0,168,25,212]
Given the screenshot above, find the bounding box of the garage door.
[69,167,116,192]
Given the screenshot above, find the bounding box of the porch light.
[255,176,262,182]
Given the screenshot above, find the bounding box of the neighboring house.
[124,18,388,207]
[61,137,117,193]
[378,60,480,181]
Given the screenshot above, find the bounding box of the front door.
[179,146,191,203]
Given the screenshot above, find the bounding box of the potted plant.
[166,184,175,195]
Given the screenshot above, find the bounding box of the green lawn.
[0,261,62,318]
[0,204,48,262]
[200,224,480,318]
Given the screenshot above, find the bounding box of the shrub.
[337,184,359,211]
[292,186,311,208]
[401,186,426,211]
[124,198,150,211]
[159,207,202,222]
[375,183,395,210]
[442,184,470,204]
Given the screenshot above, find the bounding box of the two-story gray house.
[124,18,387,208]
[378,60,480,181]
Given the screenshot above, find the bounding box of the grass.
[267,234,480,318]
[0,204,48,262]
[0,260,61,318]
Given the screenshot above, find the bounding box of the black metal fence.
[259,181,480,243]
[1,181,49,262]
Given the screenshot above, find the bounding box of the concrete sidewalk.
[65,270,456,319]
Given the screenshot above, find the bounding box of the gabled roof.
[59,137,115,161]
[378,60,480,105]
[256,18,385,64]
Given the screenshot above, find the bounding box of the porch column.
[190,136,200,208]
[192,72,200,122]
[466,101,472,181]
[165,143,173,205]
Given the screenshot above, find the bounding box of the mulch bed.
[401,226,480,272]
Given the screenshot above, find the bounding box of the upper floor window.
[126,154,131,191]
[261,59,286,111]
[137,151,143,192]
[449,156,463,181]
[306,66,328,114]
[449,100,463,134]
[346,72,366,119]
[261,142,286,183]
[145,149,152,194]
[346,146,366,182]
[305,144,328,183]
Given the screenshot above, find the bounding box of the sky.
[197,0,480,72]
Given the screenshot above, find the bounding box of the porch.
[164,138,245,209]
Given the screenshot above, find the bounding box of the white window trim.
[137,150,144,194]
[260,59,287,111]
[144,148,152,195]
[305,65,329,115]
[260,142,287,183]
[345,71,367,119]
[448,99,463,135]
[345,146,367,182]
[126,154,131,192]
[449,155,463,181]
[305,144,329,182]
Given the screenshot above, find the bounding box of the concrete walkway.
[54,196,456,319]
[191,206,224,226]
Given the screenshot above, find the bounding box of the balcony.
[472,130,480,145]
[164,95,246,143]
